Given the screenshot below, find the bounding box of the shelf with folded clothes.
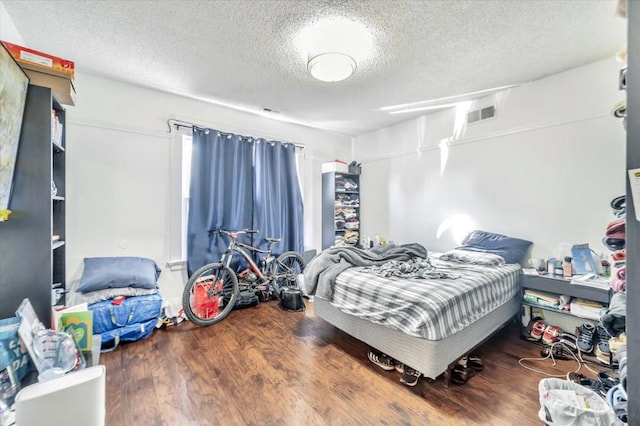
[323,171,361,249]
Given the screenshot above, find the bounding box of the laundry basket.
[538,378,615,425]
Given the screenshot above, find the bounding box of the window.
[167,130,191,269]
[169,131,304,268]
[181,135,193,262]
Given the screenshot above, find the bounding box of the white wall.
[353,57,626,264]
[66,73,350,302]
[0,2,24,45]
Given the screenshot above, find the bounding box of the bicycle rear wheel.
[182,263,239,326]
[272,251,306,295]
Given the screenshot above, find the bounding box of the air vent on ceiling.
[261,107,281,114]
[466,105,496,124]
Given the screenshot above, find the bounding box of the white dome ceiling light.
[307,52,357,82]
[296,17,376,83]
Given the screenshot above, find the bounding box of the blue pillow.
[456,230,532,264]
[77,257,161,293]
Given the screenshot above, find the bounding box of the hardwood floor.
[101,300,587,425]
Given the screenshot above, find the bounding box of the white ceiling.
[2,0,627,136]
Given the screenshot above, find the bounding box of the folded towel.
[611,265,626,292]
[612,250,626,261]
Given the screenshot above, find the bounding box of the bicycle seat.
[265,237,281,243]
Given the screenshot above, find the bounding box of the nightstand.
[521,273,614,365]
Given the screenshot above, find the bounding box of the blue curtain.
[187,129,253,275]
[253,140,304,258]
[187,129,303,276]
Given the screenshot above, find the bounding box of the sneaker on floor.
[542,325,562,345]
[394,361,404,374]
[367,350,395,371]
[530,320,547,341]
[559,332,578,351]
[400,367,421,386]
[576,323,595,353]
[568,372,605,397]
[594,325,612,364]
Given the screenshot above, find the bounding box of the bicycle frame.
[219,232,276,282]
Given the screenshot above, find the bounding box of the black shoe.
[594,326,612,364]
[568,372,604,397]
[559,332,578,351]
[541,342,576,360]
[576,323,595,353]
[597,371,619,394]
[400,367,421,386]
[367,350,395,371]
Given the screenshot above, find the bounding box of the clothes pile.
[335,175,358,192]
[603,196,626,292]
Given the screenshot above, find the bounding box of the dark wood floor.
[101,300,592,425]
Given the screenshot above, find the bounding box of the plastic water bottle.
[0,343,19,409]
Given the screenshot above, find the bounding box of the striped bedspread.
[330,256,521,341]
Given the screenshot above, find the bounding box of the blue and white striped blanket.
[330,256,520,341]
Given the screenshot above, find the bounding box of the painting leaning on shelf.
[0,42,29,220]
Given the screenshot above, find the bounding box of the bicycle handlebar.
[214,228,259,238]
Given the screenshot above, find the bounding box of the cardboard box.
[24,68,76,106]
[1,41,74,81]
[322,161,348,173]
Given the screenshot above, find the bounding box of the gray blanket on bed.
[302,243,428,299]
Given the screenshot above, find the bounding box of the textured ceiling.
[2,0,627,136]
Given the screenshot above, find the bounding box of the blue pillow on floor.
[456,230,532,264]
[77,257,161,293]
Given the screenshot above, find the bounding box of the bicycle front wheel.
[182,263,239,326]
[272,251,306,296]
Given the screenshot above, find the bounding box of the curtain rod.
[166,118,305,150]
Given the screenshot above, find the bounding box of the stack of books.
[523,289,561,310]
[570,298,604,320]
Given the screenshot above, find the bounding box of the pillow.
[456,230,532,264]
[439,249,506,266]
[77,257,161,293]
[67,285,159,306]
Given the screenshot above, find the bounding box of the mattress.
[330,256,521,340]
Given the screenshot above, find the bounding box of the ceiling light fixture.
[307,52,357,82]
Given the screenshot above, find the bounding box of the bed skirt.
[313,294,520,380]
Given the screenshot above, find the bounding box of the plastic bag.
[538,378,615,425]
[0,317,30,381]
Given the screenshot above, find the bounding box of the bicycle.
[182,228,306,326]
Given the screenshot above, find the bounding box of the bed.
[304,236,528,385]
